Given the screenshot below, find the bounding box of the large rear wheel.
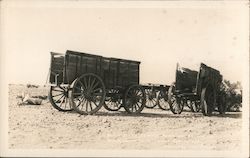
[69,73,106,115]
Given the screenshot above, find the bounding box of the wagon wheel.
[123,84,146,114]
[168,83,184,114]
[103,88,122,111]
[189,100,201,112]
[201,87,214,116]
[48,85,73,111]
[69,73,106,115]
[157,90,170,110]
[145,88,157,108]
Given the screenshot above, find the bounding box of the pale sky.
[1,1,249,85]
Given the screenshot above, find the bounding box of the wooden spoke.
[89,77,96,90]
[52,89,64,92]
[52,92,64,98]
[55,95,65,104]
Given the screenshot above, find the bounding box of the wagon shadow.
[211,112,242,119]
[67,110,242,119]
[66,110,196,118]
[93,111,204,119]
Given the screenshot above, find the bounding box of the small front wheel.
[103,88,122,111]
[168,83,184,114]
[48,85,73,111]
[157,90,170,110]
[145,88,157,108]
[123,85,146,114]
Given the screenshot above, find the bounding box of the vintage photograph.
[0,0,249,157]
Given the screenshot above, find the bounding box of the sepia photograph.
[0,0,249,157]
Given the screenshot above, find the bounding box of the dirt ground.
[8,84,242,151]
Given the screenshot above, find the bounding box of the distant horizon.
[1,1,248,86]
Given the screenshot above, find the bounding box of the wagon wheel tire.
[103,101,122,111]
[145,88,157,108]
[157,91,170,110]
[124,85,146,114]
[201,87,214,116]
[168,83,184,114]
[103,88,122,111]
[69,73,106,115]
[48,86,73,111]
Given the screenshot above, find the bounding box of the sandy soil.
[8,84,242,151]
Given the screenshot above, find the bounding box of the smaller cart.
[168,63,226,116]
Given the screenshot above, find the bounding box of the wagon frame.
[48,50,146,115]
[168,63,226,116]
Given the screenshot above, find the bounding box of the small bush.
[220,80,242,112]
[26,84,39,88]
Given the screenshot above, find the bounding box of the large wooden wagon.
[48,50,146,115]
[168,63,226,116]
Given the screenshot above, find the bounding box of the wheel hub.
[148,95,154,100]
[84,92,92,100]
[63,90,68,97]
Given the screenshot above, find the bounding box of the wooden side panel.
[63,50,140,88]
[102,58,111,88]
[102,58,140,89]
[117,60,140,88]
[128,62,140,85]
[118,61,129,87]
[49,55,64,84]
[175,66,198,93]
[196,63,222,96]
[65,51,102,84]
[109,60,118,88]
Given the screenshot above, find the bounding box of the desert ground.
[8,84,242,151]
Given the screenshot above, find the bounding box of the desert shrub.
[26,84,39,88]
[220,80,242,112]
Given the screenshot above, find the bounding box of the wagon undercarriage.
[48,50,226,116]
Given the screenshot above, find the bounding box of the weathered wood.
[49,50,140,89]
